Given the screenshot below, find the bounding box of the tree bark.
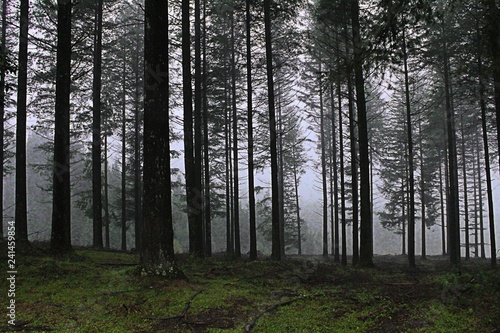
[0,0,7,239]
[318,62,328,258]
[121,47,127,251]
[246,0,257,260]
[264,0,282,260]
[443,37,460,266]
[133,25,142,252]
[478,39,497,267]
[402,27,415,268]
[92,0,103,249]
[15,0,29,242]
[350,0,373,267]
[141,0,181,277]
[183,0,203,257]
[202,0,211,257]
[230,12,241,258]
[51,0,72,255]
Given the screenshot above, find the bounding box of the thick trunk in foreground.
[141,0,181,277]
[51,0,72,255]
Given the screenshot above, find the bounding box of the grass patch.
[1,248,499,332]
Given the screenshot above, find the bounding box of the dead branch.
[146,289,203,323]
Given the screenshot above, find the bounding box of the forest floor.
[1,243,499,332]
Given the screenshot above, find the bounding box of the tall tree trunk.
[121,49,127,252]
[104,126,110,249]
[194,0,204,256]
[402,27,416,268]
[438,148,446,255]
[443,37,460,266]
[478,42,497,267]
[246,0,257,260]
[418,120,426,260]
[225,84,233,255]
[476,142,485,259]
[292,145,302,255]
[319,62,328,258]
[141,0,181,277]
[277,78,285,256]
[351,0,372,267]
[183,0,203,257]
[264,0,282,260]
[92,0,103,249]
[459,113,469,260]
[343,14,358,265]
[202,0,211,257]
[472,142,478,258]
[230,12,241,258]
[337,71,347,266]
[331,85,340,262]
[133,25,142,252]
[0,0,8,239]
[15,0,29,242]
[401,178,406,255]
[51,0,72,255]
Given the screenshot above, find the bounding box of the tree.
[264,0,282,260]
[92,0,104,249]
[140,0,182,277]
[350,0,373,267]
[15,0,29,242]
[51,0,73,255]
[183,0,204,257]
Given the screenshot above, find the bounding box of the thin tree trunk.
[343,15,358,265]
[121,48,127,252]
[438,148,446,255]
[476,142,485,259]
[402,27,415,268]
[133,25,142,252]
[351,0,372,267]
[0,0,8,239]
[104,126,110,249]
[194,0,204,256]
[202,0,211,257]
[478,44,497,266]
[337,71,347,266]
[292,145,302,255]
[418,120,426,260]
[92,0,103,249]
[331,84,340,262]
[443,38,460,266]
[264,0,282,260]
[277,78,285,256]
[51,0,72,254]
[15,0,29,242]
[225,83,233,255]
[472,142,478,258]
[230,12,241,258]
[319,62,328,258]
[401,178,406,255]
[246,0,256,260]
[459,113,469,260]
[182,0,202,257]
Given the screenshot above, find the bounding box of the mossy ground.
[1,245,499,332]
